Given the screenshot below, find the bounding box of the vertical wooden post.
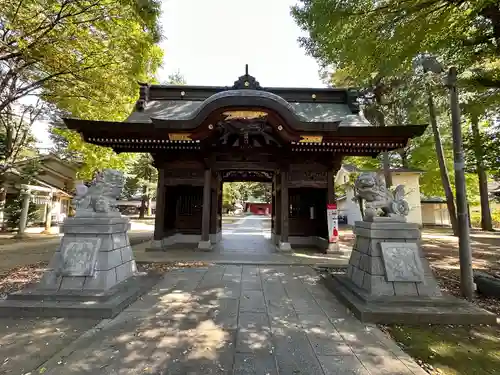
[326,168,339,253]
[327,170,335,205]
[42,191,54,234]
[218,178,223,232]
[153,168,166,242]
[210,172,219,241]
[280,170,289,246]
[274,172,281,239]
[15,187,31,239]
[200,168,212,245]
[271,178,275,232]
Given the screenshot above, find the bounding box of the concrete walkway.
[137,216,351,266]
[23,265,426,374]
[217,216,276,254]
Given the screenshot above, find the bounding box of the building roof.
[340,164,424,174]
[63,69,428,157]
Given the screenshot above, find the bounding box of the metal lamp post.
[419,56,474,300]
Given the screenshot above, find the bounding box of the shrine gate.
[64,68,426,252]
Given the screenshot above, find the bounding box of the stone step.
[0,274,161,319]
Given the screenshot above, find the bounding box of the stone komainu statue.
[353,171,410,221]
[72,169,125,215]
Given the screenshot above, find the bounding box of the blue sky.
[34,0,323,148]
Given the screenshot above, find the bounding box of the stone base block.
[277,242,291,252]
[347,220,442,298]
[325,242,340,254]
[148,240,163,250]
[0,273,161,319]
[321,274,496,325]
[197,240,212,251]
[211,231,222,244]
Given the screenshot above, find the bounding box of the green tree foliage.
[0,102,40,178]
[163,71,187,85]
[292,1,500,86]
[128,153,157,218]
[464,119,500,179]
[292,0,495,233]
[1,0,163,112]
[0,0,166,180]
[222,182,271,212]
[3,159,39,230]
[4,194,38,230]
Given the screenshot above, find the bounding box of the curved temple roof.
[63,70,427,156]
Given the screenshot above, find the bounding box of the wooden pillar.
[153,168,166,242]
[326,168,339,253]
[218,179,223,232]
[200,168,212,247]
[274,173,281,237]
[271,180,275,232]
[14,187,31,239]
[210,173,219,240]
[327,170,335,205]
[280,170,289,245]
[42,192,54,234]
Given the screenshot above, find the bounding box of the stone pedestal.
[197,240,212,251]
[323,220,496,325]
[0,215,159,319]
[39,216,137,291]
[346,220,441,297]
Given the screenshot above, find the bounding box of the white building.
[335,165,423,226]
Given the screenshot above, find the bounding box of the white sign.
[327,203,339,243]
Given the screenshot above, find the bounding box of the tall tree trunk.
[139,185,147,219]
[426,86,459,235]
[0,187,6,232]
[470,114,493,231]
[147,195,152,217]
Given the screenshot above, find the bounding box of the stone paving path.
[217,216,276,254]
[136,216,351,265]
[32,265,426,375]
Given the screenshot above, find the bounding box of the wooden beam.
[213,161,277,171]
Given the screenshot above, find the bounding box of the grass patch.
[383,324,500,375]
[375,230,500,374]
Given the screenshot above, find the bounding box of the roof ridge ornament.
[232,64,262,90]
[347,88,360,114]
[136,82,150,111]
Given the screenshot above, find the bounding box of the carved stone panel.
[380,242,424,283]
[60,238,102,276]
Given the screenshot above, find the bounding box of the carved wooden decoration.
[288,165,328,188]
[163,168,204,186]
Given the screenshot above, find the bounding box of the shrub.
[4,194,38,230]
[469,209,500,229]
